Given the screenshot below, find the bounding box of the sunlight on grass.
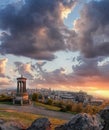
[34,102,61,111]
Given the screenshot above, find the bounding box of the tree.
[32,93,38,101]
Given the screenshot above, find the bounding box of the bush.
[46,99,53,105]
[71,103,83,113]
[65,104,72,111]
[54,101,65,108]
[60,105,67,112]
[32,93,38,101]
[0,95,12,102]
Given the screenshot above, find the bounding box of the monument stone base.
[13,93,30,105]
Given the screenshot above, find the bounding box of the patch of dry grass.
[0,110,66,130]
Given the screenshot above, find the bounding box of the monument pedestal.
[13,93,30,105]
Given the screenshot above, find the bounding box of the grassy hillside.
[0,110,66,130]
[34,102,61,111]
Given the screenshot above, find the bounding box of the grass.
[34,102,61,111]
[0,101,13,105]
[0,110,66,130]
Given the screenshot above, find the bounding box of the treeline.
[0,94,12,102]
[31,93,109,115]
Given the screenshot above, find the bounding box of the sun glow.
[95,90,109,98]
[59,3,76,20]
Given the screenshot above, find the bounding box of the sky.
[0,0,109,98]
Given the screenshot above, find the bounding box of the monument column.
[17,81,19,93]
[20,81,22,93]
[21,81,23,94]
[24,81,26,92]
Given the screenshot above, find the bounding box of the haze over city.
[0,0,109,98]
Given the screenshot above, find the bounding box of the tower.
[13,75,30,105]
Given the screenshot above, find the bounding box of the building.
[90,99,103,106]
[13,75,30,105]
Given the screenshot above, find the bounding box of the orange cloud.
[0,77,12,88]
[0,58,8,76]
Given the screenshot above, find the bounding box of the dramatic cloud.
[98,58,109,79]
[11,56,109,92]
[0,58,8,77]
[30,65,84,90]
[71,55,109,91]
[14,61,34,79]
[0,0,109,60]
[1,0,109,94]
[0,58,13,88]
[0,77,12,87]
[72,56,100,77]
[71,0,109,58]
[0,0,77,60]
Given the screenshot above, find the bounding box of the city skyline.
[0,0,109,98]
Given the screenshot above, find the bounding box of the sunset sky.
[0,0,109,98]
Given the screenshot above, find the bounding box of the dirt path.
[0,104,73,120]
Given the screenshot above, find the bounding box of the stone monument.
[13,75,30,105]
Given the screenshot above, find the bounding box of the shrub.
[32,93,38,101]
[46,99,53,105]
[65,104,72,111]
[0,95,12,102]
